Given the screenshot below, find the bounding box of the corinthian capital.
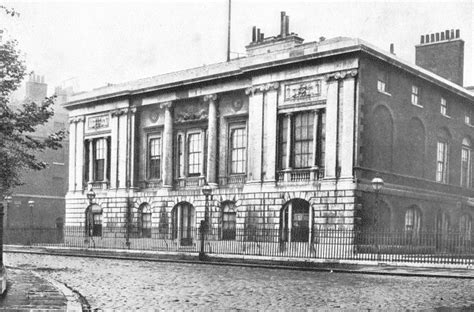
[159,101,173,110]
[203,94,218,103]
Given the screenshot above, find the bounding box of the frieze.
[284,80,321,101]
[87,114,110,131]
[175,109,208,123]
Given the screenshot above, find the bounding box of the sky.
[2,0,473,96]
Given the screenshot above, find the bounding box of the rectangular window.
[461,147,471,187]
[465,111,471,125]
[94,138,106,181]
[187,133,202,176]
[176,134,184,178]
[411,85,420,106]
[278,116,289,169]
[293,112,314,168]
[441,98,447,116]
[436,141,448,183]
[148,137,161,179]
[230,127,246,174]
[377,72,389,93]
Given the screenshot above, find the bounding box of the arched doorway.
[172,202,195,246]
[280,199,311,243]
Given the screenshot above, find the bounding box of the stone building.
[64,13,473,252]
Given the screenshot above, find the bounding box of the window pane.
[278,116,288,169]
[292,112,314,168]
[188,133,202,175]
[230,127,246,174]
[149,138,161,179]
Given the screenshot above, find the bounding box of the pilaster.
[68,118,76,192]
[75,116,85,191]
[205,94,218,185]
[245,86,264,183]
[262,84,279,182]
[161,101,173,187]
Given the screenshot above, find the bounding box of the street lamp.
[28,200,35,245]
[371,176,384,229]
[200,182,212,260]
[371,175,384,261]
[86,187,96,205]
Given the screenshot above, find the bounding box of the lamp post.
[28,200,35,245]
[371,175,384,261]
[200,182,212,260]
[86,188,96,237]
[4,196,11,230]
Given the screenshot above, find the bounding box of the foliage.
[0,14,65,195]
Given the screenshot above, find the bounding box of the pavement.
[0,266,82,311]
[1,245,474,310]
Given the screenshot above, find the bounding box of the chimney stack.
[390,43,395,54]
[252,26,257,43]
[416,29,464,86]
[280,11,286,38]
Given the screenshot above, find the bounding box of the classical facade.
[64,14,473,252]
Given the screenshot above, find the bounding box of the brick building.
[6,74,69,231]
[64,13,473,253]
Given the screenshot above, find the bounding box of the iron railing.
[4,226,474,265]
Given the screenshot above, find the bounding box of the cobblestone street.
[4,253,474,310]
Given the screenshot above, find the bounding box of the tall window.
[176,134,184,178]
[229,126,246,174]
[94,138,106,181]
[404,206,421,235]
[436,141,448,183]
[465,110,472,125]
[278,110,325,171]
[459,214,472,242]
[187,133,202,176]
[280,199,310,242]
[84,137,110,184]
[440,97,447,116]
[221,202,236,240]
[148,137,161,179]
[293,113,314,168]
[461,138,471,187]
[411,85,420,106]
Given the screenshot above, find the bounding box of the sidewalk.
[4,245,474,280]
[0,266,82,311]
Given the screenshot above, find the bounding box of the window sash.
[230,127,246,174]
[441,98,447,115]
[461,147,471,187]
[293,112,314,169]
[436,141,448,183]
[187,133,202,176]
[148,137,161,179]
[411,86,419,106]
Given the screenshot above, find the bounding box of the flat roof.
[64,36,474,108]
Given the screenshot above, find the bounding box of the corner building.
[65,16,474,255]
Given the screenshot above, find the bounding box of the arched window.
[404,205,421,235]
[220,202,236,240]
[461,138,472,187]
[436,211,450,235]
[172,202,195,246]
[280,199,311,242]
[85,204,102,237]
[137,203,152,238]
[436,128,451,183]
[459,214,472,241]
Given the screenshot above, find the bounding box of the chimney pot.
[450,29,454,39]
[425,34,430,43]
[252,26,257,42]
[390,43,395,54]
[436,33,440,41]
[285,15,290,35]
[256,28,261,42]
[456,29,460,38]
[441,32,445,40]
[445,30,450,39]
[260,33,264,41]
[420,35,424,44]
[430,33,435,42]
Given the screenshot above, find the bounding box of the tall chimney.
[285,15,289,35]
[252,26,257,42]
[389,43,395,54]
[416,29,464,85]
[280,11,286,38]
[256,28,261,42]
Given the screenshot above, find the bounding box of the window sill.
[411,103,423,108]
[378,90,392,97]
[441,114,452,119]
